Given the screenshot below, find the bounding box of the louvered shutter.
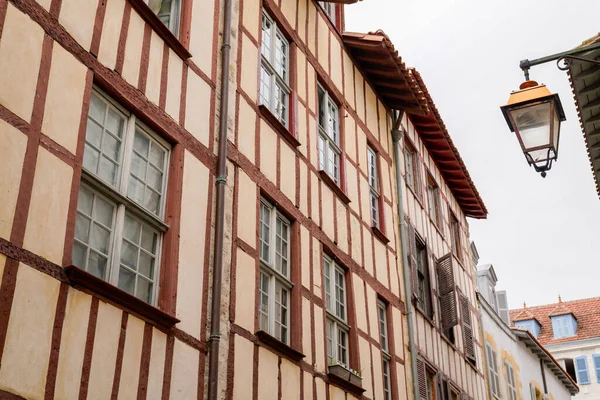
[460,294,476,363]
[407,217,419,300]
[529,383,536,400]
[496,290,510,325]
[417,358,427,400]
[437,253,458,330]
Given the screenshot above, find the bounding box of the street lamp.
[500,80,565,177]
[500,40,600,177]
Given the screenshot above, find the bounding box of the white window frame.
[368,146,380,228]
[505,361,517,400]
[259,198,292,344]
[75,88,170,305]
[486,342,501,399]
[260,10,291,127]
[318,2,336,24]
[318,84,341,184]
[449,211,461,260]
[378,300,391,400]
[324,256,349,367]
[144,0,180,35]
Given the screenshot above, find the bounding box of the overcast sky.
[346,0,600,309]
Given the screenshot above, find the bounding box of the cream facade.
[0,0,490,399]
[477,266,578,400]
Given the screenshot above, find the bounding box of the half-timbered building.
[0,0,488,398]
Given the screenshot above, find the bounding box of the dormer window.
[552,314,577,339]
[514,319,541,339]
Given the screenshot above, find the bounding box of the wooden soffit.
[567,33,600,199]
[409,69,487,219]
[342,31,429,116]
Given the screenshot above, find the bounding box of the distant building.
[511,297,600,399]
[477,264,578,400]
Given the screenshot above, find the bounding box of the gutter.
[391,110,419,400]
[207,0,233,396]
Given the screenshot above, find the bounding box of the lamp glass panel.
[510,102,552,151]
[552,108,560,149]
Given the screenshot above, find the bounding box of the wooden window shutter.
[437,253,458,330]
[416,358,427,400]
[406,217,419,300]
[460,294,476,363]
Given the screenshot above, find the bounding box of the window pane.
[89,224,111,254]
[259,272,270,331]
[72,241,87,267]
[274,82,288,124]
[94,196,114,228]
[326,319,334,365]
[259,66,272,107]
[84,93,125,187]
[327,99,338,144]
[128,131,166,217]
[134,129,150,157]
[118,266,136,295]
[261,13,272,60]
[335,268,345,320]
[274,33,288,80]
[130,152,148,180]
[136,276,153,303]
[275,282,289,344]
[75,214,91,242]
[324,258,331,311]
[88,251,107,279]
[259,202,271,263]
[318,135,326,171]
[275,216,289,277]
[138,251,155,279]
[121,240,138,269]
[338,328,347,366]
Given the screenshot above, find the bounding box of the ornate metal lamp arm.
[519,41,600,80]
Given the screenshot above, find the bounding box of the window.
[562,358,577,382]
[318,2,336,24]
[144,0,180,35]
[426,369,435,400]
[378,300,391,400]
[592,355,600,382]
[259,199,292,344]
[260,11,291,127]
[515,319,541,338]
[73,89,170,305]
[318,85,341,184]
[368,146,380,228]
[324,256,349,367]
[416,239,432,317]
[404,142,419,193]
[505,361,517,400]
[529,383,542,400]
[575,355,590,385]
[427,174,441,227]
[449,212,461,260]
[485,343,500,398]
[552,314,577,339]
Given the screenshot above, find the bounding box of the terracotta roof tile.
[510,297,600,345]
[407,70,488,219]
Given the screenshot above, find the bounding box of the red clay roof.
[408,69,488,219]
[510,297,600,345]
[512,308,540,324]
[342,30,429,116]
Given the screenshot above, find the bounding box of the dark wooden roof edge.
[512,328,580,395]
[408,69,488,219]
[342,31,430,116]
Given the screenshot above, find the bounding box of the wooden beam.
[583,97,600,110]
[574,64,600,80]
[585,113,600,124]
[580,78,600,94]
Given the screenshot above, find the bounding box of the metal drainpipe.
[391,110,419,400]
[207,0,233,396]
[540,359,548,394]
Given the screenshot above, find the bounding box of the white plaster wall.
[547,339,600,400]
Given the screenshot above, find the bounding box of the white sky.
[345,0,600,309]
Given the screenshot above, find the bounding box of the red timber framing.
[408,69,488,219]
[0,0,216,396]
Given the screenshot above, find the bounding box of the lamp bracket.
[519,41,600,80]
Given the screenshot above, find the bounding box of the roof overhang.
[408,70,488,219]
[568,35,600,199]
[342,31,429,116]
[512,328,579,395]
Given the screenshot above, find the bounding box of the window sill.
[255,330,305,362]
[441,332,457,351]
[128,0,191,59]
[319,170,350,205]
[406,183,424,209]
[65,265,180,328]
[371,226,390,245]
[327,370,365,396]
[258,105,300,148]
[414,302,435,326]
